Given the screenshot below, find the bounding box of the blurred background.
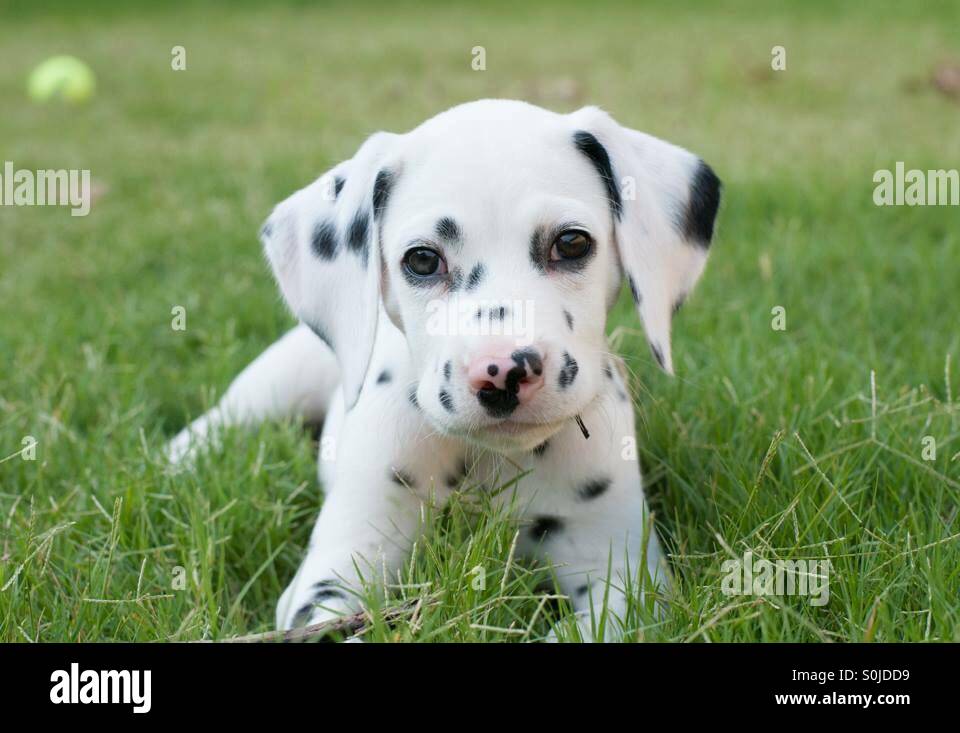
[0,1,958,641]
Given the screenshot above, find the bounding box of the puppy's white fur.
[167,100,720,641]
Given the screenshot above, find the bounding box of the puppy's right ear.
[260,132,400,409]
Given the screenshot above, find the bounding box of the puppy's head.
[261,100,720,452]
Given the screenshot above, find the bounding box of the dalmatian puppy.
[167,99,721,641]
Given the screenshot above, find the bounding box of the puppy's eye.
[550,230,592,261]
[403,247,446,277]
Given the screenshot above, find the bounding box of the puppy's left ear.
[568,106,721,374]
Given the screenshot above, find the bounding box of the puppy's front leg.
[276,478,427,631]
[549,515,667,642]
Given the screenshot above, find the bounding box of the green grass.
[1,0,958,642]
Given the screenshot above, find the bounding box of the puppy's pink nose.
[468,357,520,392]
[467,349,545,415]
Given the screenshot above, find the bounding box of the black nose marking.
[511,348,543,376]
[477,386,519,417]
[476,349,543,418]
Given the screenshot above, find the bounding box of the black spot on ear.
[577,477,611,501]
[563,309,574,330]
[465,262,486,291]
[684,160,721,247]
[572,130,622,220]
[408,384,420,410]
[650,343,666,370]
[347,210,370,265]
[377,370,392,385]
[373,168,396,220]
[558,351,579,389]
[438,389,455,413]
[435,217,461,241]
[533,440,550,457]
[390,468,416,487]
[627,275,641,305]
[310,220,338,260]
[334,176,346,197]
[530,516,563,540]
[443,360,452,381]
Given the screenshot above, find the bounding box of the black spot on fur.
[465,263,486,291]
[533,440,550,457]
[435,217,461,241]
[443,360,452,381]
[490,305,508,321]
[445,458,468,489]
[530,516,563,540]
[558,351,579,389]
[529,226,547,273]
[650,343,666,370]
[627,275,641,305]
[291,603,316,626]
[311,581,347,603]
[373,168,395,220]
[603,362,614,379]
[487,364,499,376]
[334,176,346,197]
[575,584,590,596]
[572,130,622,220]
[448,266,464,292]
[347,210,370,265]
[390,468,415,487]
[259,221,273,240]
[683,160,721,246]
[408,384,420,410]
[377,370,392,385]
[310,219,338,260]
[577,477,611,501]
[438,389,455,413]
[563,310,574,330]
[291,582,347,626]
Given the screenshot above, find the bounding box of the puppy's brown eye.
[403,247,446,277]
[550,230,592,261]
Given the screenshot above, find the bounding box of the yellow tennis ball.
[27,56,96,104]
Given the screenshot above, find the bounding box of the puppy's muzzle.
[467,348,545,417]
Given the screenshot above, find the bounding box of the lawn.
[1,0,958,642]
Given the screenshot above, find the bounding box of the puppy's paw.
[277,580,357,636]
